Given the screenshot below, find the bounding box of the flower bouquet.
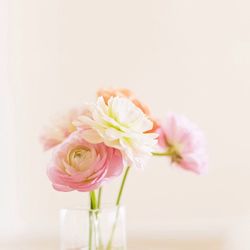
[41,88,207,250]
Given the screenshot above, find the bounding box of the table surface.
[0,237,224,250]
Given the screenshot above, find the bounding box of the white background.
[1,0,250,249]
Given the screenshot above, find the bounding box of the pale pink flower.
[40,107,90,150]
[47,130,123,192]
[157,113,207,174]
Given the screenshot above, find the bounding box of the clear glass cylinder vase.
[60,206,126,250]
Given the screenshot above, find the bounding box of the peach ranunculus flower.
[97,88,150,115]
[40,107,90,151]
[47,130,123,192]
[97,88,159,132]
[156,113,208,174]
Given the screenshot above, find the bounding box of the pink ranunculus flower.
[40,107,91,151]
[157,113,208,174]
[47,130,123,192]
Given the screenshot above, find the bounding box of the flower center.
[68,147,93,171]
[167,145,182,163]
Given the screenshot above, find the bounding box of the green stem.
[116,166,130,206]
[90,191,97,209]
[97,187,104,249]
[89,214,92,250]
[90,190,105,249]
[152,151,172,157]
[89,193,94,250]
[97,187,103,209]
[89,191,99,249]
[107,166,131,250]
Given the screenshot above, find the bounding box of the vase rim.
[60,203,125,213]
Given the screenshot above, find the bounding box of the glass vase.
[60,206,126,250]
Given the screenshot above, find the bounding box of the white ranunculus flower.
[74,97,158,168]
